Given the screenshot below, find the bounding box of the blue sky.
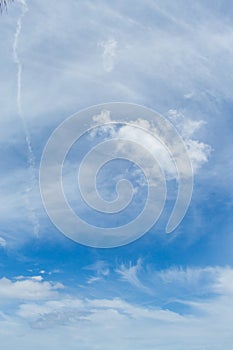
[0,0,233,348]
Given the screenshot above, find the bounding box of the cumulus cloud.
[92,108,211,180]
[0,277,63,301]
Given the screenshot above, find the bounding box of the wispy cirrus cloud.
[115,258,149,292]
[84,260,110,284]
[0,237,6,248]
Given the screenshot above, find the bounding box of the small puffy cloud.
[0,277,63,301]
[99,38,118,72]
[168,109,212,171]
[93,109,112,124]
[184,91,195,99]
[185,139,212,171]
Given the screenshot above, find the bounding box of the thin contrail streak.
[13,0,40,236]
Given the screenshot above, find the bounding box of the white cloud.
[0,277,63,301]
[0,267,233,349]
[168,109,212,171]
[84,260,109,276]
[184,91,195,99]
[99,38,118,72]
[116,258,149,292]
[84,260,110,284]
[15,275,43,282]
[168,109,205,139]
[158,266,211,284]
[212,267,233,295]
[186,139,212,171]
[87,276,102,284]
[92,108,211,179]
